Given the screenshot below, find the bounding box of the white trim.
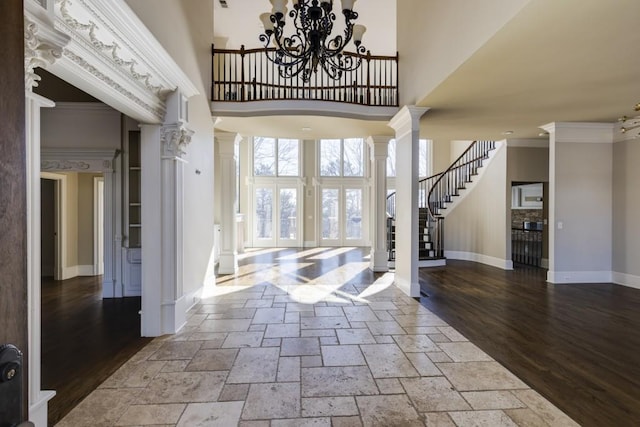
[546,270,613,284]
[418,258,446,268]
[304,241,318,248]
[612,272,640,290]
[539,122,614,144]
[393,275,420,298]
[77,265,95,276]
[93,177,104,275]
[445,251,514,270]
[541,258,549,269]
[212,100,398,121]
[506,138,549,148]
[29,390,56,427]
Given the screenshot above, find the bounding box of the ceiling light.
[302,127,312,131]
[259,0,367,82]
[502,130,514,135]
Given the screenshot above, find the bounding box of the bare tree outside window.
[386,139,430,178]
[277,139,299,176]
[343,138,364,177]
[320,139,341,176]
[254,137,276,176]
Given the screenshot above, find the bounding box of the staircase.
[386,140,496,263]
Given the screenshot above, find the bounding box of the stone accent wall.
[511,208,543,228]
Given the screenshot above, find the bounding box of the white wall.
[612,134,640,286]
[397,0,531,105]
[546,124,613,284]
[127,0,216,295]
[443,144,510,268]
[40,103,121,149]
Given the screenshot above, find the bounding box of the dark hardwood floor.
[418,261,640,427]
[41,276,152,426]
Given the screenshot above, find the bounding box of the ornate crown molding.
[24,5,70,90]
[161,123,194,158]
[32,0,200,124]
[41,148,118,172]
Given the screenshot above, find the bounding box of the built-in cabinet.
[122,128,142,296]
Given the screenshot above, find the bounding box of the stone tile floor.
[58,250,579,426]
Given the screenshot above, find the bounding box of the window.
[253,137,299,176]
[387,139,430,177]
[319,138,365,177]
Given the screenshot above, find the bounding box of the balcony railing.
[211,45,398,107]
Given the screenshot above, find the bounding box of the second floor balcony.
[211,45,399,120]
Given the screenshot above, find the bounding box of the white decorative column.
[368,136,391,272]
[140,124,163,336]
[541,122,613,284]
[216,131,239,274]
[388,106,429,297]
[140,120,192,336]
[24,3,69,425]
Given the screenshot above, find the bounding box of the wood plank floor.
[418,261,640,427]
[41,276,152,426]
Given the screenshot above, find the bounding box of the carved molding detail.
[56,0,171,99]
[161,123,194,158]
[41,160,91,171]
[63,50,165,121]
[24,16,66,89]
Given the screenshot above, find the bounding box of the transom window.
[319,138,365,177]
[253,137,300,176]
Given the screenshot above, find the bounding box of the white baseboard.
[444,251,513,270]
[30,390,56,427]
[77,265,95,276]
[612,271,640,290]
[393,276,421,298]
[547,270,613,284]
[61,265,77,280]
[418,259,446,268]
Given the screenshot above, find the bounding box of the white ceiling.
[212,0,640,142]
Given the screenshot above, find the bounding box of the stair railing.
[386,140,496,260]
[426,140,495,257]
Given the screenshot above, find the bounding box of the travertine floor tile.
[392,334,440,353]
[336,328,376,345]
[301,316,350,329]
[99,361,165,389]
[511,389,581,426]
[115,403,185,426]
[198,318,252,332]
[185,348,238,371]
[56,388,143,427]
[281,337,321,356]
[221,331,264,348]
[271,418,331,426]
[148,341,202,361]
[461,391,526,410]
[175,401,244,426]
[242,382,301,420]
[331,416,363,427]
[401,377,471,412]
[375,378,405,394]
[360,343,419,378]
[265,323,300,338]
[343,306,379,322]
[448,410,518,426]
[436,362,528,391]
[438,342,494,362]
[277,356,301,382]
[301,366,378,397]
[321,345,365,366]
[356,394,424,427]
[252,307,285,324]
[218,383,250,401]
[423,412,457,426]
[365,321,405,335]
[135,372,226,403]
[227,347,279,383]
[301,396,359,417]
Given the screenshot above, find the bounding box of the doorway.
[41,178,56,277]
[319,185,367,247]
[510,182,548,268]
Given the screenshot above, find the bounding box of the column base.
[218,252,238,275]
[30,390,55,427]
[369,249,389,272]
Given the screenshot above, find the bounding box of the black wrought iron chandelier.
[259,0,367,82]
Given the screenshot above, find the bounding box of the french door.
[319,185,367,246]
[253,182,302,247]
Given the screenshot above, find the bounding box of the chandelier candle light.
[259,0,367,81]
[619,103,640,139]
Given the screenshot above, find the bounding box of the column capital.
[367,135,392,159]
[161,122,194,158]
[388,105,429,134]
[24,11,69,90]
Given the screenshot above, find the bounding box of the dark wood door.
[0,0,28,422]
